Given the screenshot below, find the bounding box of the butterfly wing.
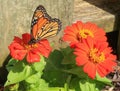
[37,18,61,39]
[31,5,51,28]
[30,5,61,43]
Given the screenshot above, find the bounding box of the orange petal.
[83,62,96,79]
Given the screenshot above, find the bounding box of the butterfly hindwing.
[30,5,61,43]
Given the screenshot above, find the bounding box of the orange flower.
[74,37,116,79]
[8,33,52,63]
[62,21,107,47]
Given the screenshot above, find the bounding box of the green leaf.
[69,78,81,91]
[25,56,46,84]
[60,47,75,65]
[5,56,46,87]
[42,50,69,87]
[48,87,65,91]
[94,73,112,90]
[61,46,73,55]
[70,78,100,91]
[46,50,64,69]
[63,66,88,79]
[31,56,46,72]
[95,73,112,85]
[25,72,42,84]
[79,79,97,91]
[21,77,66,91]
[17,52,68,91]
[21,79,49,91]
[5,60,33,86]
[6,58,18,72]
[42,68,68,87]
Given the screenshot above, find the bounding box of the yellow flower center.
[24,43,38,50]
[89,48,105,63]
[79,29,94,38]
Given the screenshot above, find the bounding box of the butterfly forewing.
[32,17,49,40]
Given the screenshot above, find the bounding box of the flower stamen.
[24,43,38,50]
[89,48,105,63]
[79,29,94,38]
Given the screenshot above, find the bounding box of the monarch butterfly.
[29,5,62,44]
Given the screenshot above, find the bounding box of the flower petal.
[22,33,31,44]
[62,21,107,47]
[27,51,40,63]
[38,39,52,57]
[8,42,27,60]
[96,64,108,77]
[13,36,23,44]
[83,62,96,79]
[76,56,88,66]
[63,35,78,42]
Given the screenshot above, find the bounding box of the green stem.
[64,75,72,91]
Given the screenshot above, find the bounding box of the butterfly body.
[29,5,61,44]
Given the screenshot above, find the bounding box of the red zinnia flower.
[62,21,107,47]
[74,37,117,79]
[8,33,52,63]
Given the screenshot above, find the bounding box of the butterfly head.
[28,38,37,44]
